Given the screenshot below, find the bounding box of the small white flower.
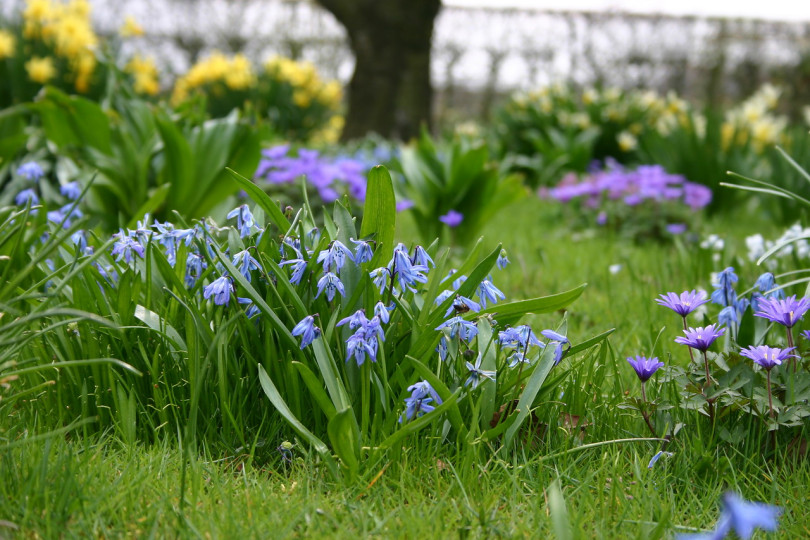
[609,264,622,274]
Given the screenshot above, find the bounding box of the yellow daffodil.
[0,30,15,59]
[119,15,144,38]
[25,56,57,83]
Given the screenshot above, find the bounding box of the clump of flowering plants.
[2,163,610,482]
[624,264,810,457]
[540,160,711,241]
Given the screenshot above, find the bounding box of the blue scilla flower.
[226,204,256,238]
[477,278,506,309]
[677,491,781,540]
[436,316,478,342]
[718,305,738,328]
[435,289,454,305]
[203,275,234,306]
[292,315,321,349]
[60,181,82,200]
[15,188,39,206]
[316,272,345,301]
[710,267,738,307]
[232,249,261,281]
[412,245,434,269]
[17,162,44,181]
[317,240,354,274]
[444,294,481,317]
[346,324,379,366]
[279,256,307,286]
[369,267,389,294]
[185,252,205,288]
[71,230,87,252]
[337,309,369,330]
[436,335,448,362]
[465,355,496,389]
[237,297,261,319]
[350,238,374,264]
[499,325,543,350]
[496,249,510,270]
[374,301,393,324]
[111,229,146,264]
[400,381,442,422]
[452,274,467,291]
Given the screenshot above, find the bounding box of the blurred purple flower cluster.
[543,161,712,211]
[255,144,368,203]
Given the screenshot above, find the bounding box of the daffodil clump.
[496,83,696,186]
[0,0,146,105]
[721,83,788,153]
[171,53,343,141]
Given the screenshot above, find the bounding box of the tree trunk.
[318,0,441,140]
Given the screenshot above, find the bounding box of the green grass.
[2,195,806,538]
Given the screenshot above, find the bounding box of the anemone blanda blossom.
[439,210,463,227]
[674,324,725,352]
[739,345,797,371]
[753,295,810,328]
[655,290,709,317]
[626,355,664,382]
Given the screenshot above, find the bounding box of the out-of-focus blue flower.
[226,204,256,238]
[439,210,463,227]
[666,223,687,235]
[465,355,496,389]
[15,188,39,206]
[292,315,321,349]
[711,267,739,307]
[396,199,415,212]
[350,238,374,264]
[255,145,368,203]
[496,249,510,270]
[718,306,738,327]
[71,230,87,252]
[111,229,146,264]
[17,162,44,181]
[185,253,205,288]
[60,181,82,200]
[203,275,234,306]
[316,272,345,301]
[676,492,781,540]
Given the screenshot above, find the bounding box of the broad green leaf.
[359,166,397,267]
[503,343,557,449]
[292,361,338,420]
[478,283,588,327]
[258,364,337,478]
[327,407,361,479]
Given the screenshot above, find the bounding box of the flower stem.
[766,369,775,420]
[702,350,712,385]
[787,327,796,373]
[682,317,695,364]
[639,381,657,437]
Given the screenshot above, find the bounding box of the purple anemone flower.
[739,345,797,371]
[656,290,709,317]
[626,355,664,382]
[439,210,463,227]
[753,295,810,328]
[674,324,725,352]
